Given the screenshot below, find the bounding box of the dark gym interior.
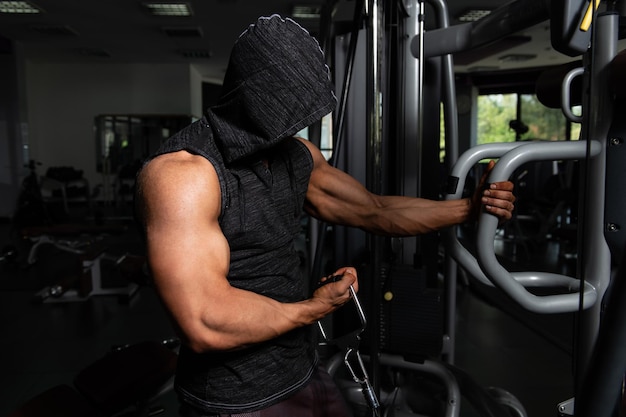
[1,0,626,416]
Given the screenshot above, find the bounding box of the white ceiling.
[0,0,618,82]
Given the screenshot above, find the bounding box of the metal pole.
[365,0,385,408]
[415,0,425,198]
[575,11,618,416]
[425,0,459,364]
[400,0,419,267]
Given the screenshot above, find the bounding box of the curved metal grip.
[444,143,526,288]
[447,141,602,314]
[562,67,584,123]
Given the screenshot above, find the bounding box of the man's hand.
[312,267,358,313]
[473,160,516,222]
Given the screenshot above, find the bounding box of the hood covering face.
[206,15,337,163]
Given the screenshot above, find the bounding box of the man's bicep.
[147,212,230,309]
[305,159,378,227]
[139,155,231,338]
[147,216,232,348]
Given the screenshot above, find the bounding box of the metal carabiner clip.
[344,347,368,384]
[344,347,380,413]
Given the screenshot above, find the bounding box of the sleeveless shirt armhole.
[291,138,314,171]
[205,156,230,221]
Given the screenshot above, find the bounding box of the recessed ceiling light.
[143,2,192,16]
[457,9,491,22]
[292,5,321,19]
[0,1,42,14]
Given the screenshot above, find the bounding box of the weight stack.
[378,264,443,359]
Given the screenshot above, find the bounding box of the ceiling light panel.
[0,1,42,14]
[292,5,321,19]
[457,9,491,22]
[143,2,193,16]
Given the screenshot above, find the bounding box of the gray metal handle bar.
[443,144,575,289]
[445,141,601,314]
[562,67,584,123]
[444,142,527,288]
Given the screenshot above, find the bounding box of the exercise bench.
[21,224,142,303]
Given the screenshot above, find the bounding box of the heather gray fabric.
[142,15,338,414]
[172,135,317,413]
[179,366,353,417]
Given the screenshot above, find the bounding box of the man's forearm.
[360,196,472,237]
[174,271,356,353]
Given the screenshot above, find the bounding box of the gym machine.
[446,3,626,416]
[316,0,626,416]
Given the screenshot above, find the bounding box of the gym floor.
[0,209,576,417]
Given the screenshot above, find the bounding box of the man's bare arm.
[136,151,357,352]
[299,138,515,235]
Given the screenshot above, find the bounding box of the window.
[296,113,334,161]
[319,114,334,160]
[476,93,581,145]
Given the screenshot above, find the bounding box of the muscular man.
[135,14,515,417]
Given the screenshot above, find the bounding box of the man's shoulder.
[140,151,218,191]
[144,150,209,172]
